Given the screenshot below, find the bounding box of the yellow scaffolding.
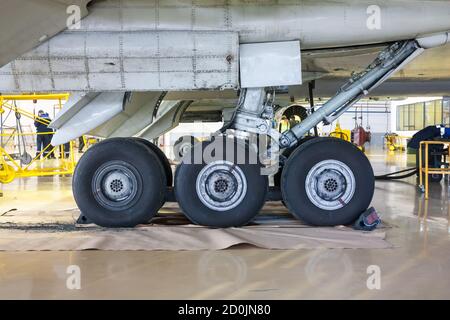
[0,93,77,184]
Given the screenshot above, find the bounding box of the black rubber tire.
[131,137,173,186]
[174,135,199,161]
[73,138,166,228]
[273,136,317,187]
[281,137,374,226]
[174,137,268,227]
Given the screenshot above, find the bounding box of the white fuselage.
[2,0,450,92]
[80,0,450,48]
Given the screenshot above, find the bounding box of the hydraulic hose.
[375,167,418,180]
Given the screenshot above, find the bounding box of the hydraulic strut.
[279,40,424,148]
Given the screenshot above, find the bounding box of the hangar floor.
[0,151,449,299]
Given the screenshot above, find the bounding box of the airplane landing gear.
[70,40,444,229]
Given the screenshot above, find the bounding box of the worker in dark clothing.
[78,136,86,153]
[34,110,54,158]
[61,142,71,158]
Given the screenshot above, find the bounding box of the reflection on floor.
[0,150,449,299]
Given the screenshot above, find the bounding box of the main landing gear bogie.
[72,136,374,229]
[72,40,420,229]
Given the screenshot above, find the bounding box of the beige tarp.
[0,203,391,251]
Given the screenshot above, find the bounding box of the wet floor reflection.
[0,152,450,299]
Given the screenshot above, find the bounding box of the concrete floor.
[0,150,449,299]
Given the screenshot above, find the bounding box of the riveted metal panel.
[0,30,239,92]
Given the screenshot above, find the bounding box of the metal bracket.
[229,88,281,175]
[232,88,274,136]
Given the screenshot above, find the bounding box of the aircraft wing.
[302,42,450,81]
[295,42,450,99]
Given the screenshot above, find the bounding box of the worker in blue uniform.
[34,110,54,158]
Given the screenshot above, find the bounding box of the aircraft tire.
[175,137,268,227]
[281,137,374,226]
[73,138,166,227]
[131,137,173,187]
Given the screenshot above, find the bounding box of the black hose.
[375,167,418,180]
[218,90,245,135]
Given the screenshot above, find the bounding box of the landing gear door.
[239,41,302,88]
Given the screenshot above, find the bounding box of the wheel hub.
[207,170,237,202]
[196,161,247,211]
[213,177,230,194]
[102,170,133,201]
[316,169,347,201]
[92,161,140,210]
[305,160,355,211]
[324,178,339,192]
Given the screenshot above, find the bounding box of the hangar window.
[397,99,448,131]
[414,103,424,130]
[443,98,450,126]
[425,100,442,127]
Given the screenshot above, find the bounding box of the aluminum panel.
[240,41,302,88]
[0,30,239,92]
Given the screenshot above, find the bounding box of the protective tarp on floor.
[0,203,392,251]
